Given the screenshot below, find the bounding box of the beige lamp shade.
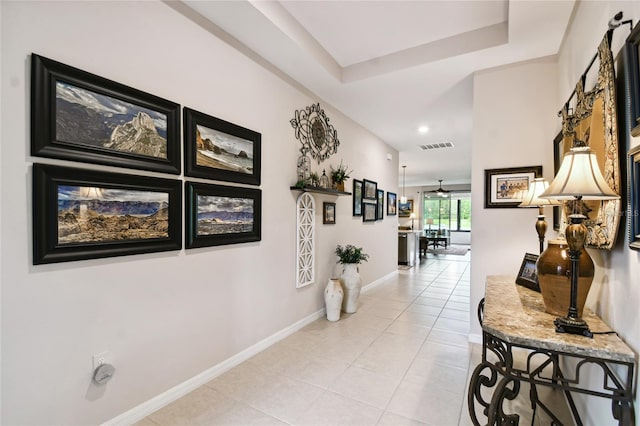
[539,147,619,200]
[519,178,561,207]
[426,218,434,225]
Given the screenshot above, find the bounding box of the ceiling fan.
[429,179,450,196]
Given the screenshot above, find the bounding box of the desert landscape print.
[55,82,168,159]
[196,125,254,174]
[197,195,254,236]
[57,185,169,244]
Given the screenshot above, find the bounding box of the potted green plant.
[335,244,368,313]
[309,171,320,187]
[330,161,352,191]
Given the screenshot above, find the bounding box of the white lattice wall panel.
[296,192,315,288]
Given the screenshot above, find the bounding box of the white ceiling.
[180,0,575,187]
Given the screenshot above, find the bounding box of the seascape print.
[55,82,168,159]
[196,125,254,175]
[57,185,169,244]
[197,195,254,236]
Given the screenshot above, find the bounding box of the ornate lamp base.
[554,316,593,338]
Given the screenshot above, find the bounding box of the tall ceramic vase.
[341,263,361,313]
[537,239,594,317]
[324,278,344,322]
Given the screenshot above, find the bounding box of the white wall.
[0,2,398,424]
[555,2,640,424]
[471,55,559,339]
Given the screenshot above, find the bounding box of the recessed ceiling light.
[418,126,429,134]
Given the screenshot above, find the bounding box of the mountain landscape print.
[57,185,170,244]
[196,195,254,236]
[55,82,168,159]
[196,125,254,175]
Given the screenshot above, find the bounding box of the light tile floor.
[137,250,569,425]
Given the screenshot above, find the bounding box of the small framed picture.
[628,145,640,250]
[376,189,384,220]
[353,179,363,216]
[516,253,540,292]
[399,199,413,217]
[183,107,261,185]
[185,181,261,249]
[387,192,397,216]
[323,202,336,224]
[363,202,376,222]
[484,166,542,208]
[363,179,377,200]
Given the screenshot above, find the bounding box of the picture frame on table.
[376,189,385,220]
[628,145,640,250]
[323,202,336,224]
[362,201,376,222]
[32,163,182,265]
[399,199,413,217]
[31,54,181,175]
[625,21,640,137]
[363,179,377,200]
[185,181,261,249]
[387,192,397,216]
[484,166,542,208]
[183,107,261,185]
[353,179,363,216]
[515,253,540,292]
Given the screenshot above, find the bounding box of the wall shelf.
[290,186,351,196]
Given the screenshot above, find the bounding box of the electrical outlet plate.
[92,351,111,371]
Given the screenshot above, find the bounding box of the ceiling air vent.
[419,142,454,150]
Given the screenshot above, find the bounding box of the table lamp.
[539,146,619,337]
[426,218,434,232]
[518,178,561,253]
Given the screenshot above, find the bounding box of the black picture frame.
[353,179,363,216]
[363,179,377,200]
[387,192,397,216]
[185,181,261,249]
[628,145,640,250]
[362,202,377,222]
[625,21,640,137]
[399,199,413,217]
[484,166,542,208]
[376,189,384,220]
[516,253,540,292]
[323,202,336,224]
[183,107,261,185]
[33,163,182,265]
[31,54,181,174]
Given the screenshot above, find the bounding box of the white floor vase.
[324,278,344,321]
[341,263,361,313]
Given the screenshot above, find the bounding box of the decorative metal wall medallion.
[296,192,315,288]
[290,103,340,163]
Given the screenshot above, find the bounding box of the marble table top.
[483,275,635,363]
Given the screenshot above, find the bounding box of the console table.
[468,275,636,425]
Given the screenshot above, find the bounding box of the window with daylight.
[423,192,471,232]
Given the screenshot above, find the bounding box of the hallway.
[136,251,478,425]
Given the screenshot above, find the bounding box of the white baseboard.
[361,270,398,293]
[104,308,326,426]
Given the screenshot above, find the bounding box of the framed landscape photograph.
[484,166,542,208]
[323,202,336,224]
[399,199,413,217]
[184,107,261,185]
[31,54,181,174]
[33,163,182,264]
[363,179,377,200]
[363,201,376,222]
[387,192,397,216]
[516,253,540,292]
[353,179,363,216]
[376,189,384,220]
[185,181,261,249]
